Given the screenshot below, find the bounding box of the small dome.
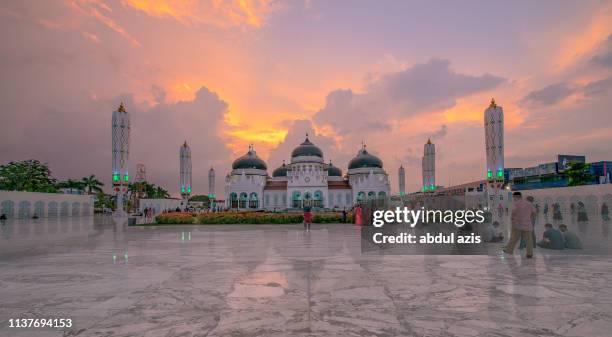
[291,134,323,158]
[326,161,342,176]
[232,146,267,170]
[272,161,288,177]
[348,145,383,169]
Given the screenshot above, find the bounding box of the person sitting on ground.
[559,224,582,249]
[483,221,504,242]
[537,223,565,250]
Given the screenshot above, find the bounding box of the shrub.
[155,212,196,224]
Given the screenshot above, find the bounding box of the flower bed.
[155,212,196,224]
[197,212,345,224]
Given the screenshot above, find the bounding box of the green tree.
[57,179,85,194]
[153,186,170,199]
[189,195,210,208]
[0,160,58,192]
[565,162,595,186]
[81,175,104,194]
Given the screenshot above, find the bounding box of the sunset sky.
[1,0,612,196]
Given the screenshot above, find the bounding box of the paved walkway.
[1,216,612,336]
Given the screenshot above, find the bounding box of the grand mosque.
[224,135,390,210]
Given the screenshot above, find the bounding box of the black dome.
[232,147,267,170]
[348,146,383,169]
[326,161,342,176]
[291,135,323,158]
[272,162,288,177]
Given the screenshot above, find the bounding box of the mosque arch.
[48,201,58,217]
[60,202,69,216]
[378,191,386,199]
[357,191,365,202]
[1,200,15,218]
[230,192,238,208]
[18,201,31,218]
[82,203,91,216]
[34,201,45,217]
[71,202,80,216]
[239,192,248,208]
[249,192,259,209]
[367,191,376,200]
[292,191,302,208]
[314,190,323,208]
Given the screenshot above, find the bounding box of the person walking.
[504,191,536,258]
[303,205,313,231]
[341,208,347,223]
[354,204,363,226]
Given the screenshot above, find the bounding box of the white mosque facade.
[224,136,390,210]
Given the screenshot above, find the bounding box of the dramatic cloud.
[590,34,612,68]
[315,59,505,136]
[123,0,279,28]
[521,83,577,107]
[583,76,612,97]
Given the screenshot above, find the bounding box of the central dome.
[291,135,323,158]
[326,161,342,176]
[232,146,267,170]
[348,145,383,169]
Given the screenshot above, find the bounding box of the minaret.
[422,138,435,191]
[180,141,192,200]
[112,102,130,215]
[398,165,406,196]
[208,166,215,199]
[484,98,505,210]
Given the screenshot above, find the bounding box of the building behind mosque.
[224,135,390,210]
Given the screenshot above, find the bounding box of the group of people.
[503,191,584,258]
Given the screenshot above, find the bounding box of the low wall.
[518,184,612,217]
[0,191,94,218]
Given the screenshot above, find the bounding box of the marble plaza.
[1,216,612,337]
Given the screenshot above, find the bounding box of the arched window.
[378,191,386,199]
[239,193,248,208]
[337,194,342,206]
[1,200,15,218]
[230,193,238,208]
[48,201,58,217]
[292,191,301,208]
[265,194,269,207]
[249,193,259,209]
[34,201,45,217]
[357,191,365,201]
[273,194,278,206]
[368,191,376,200]
[346,193,351,205]
[18,201,31,218]
[314,190,323,208]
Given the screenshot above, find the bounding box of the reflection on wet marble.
[1,216,612,336]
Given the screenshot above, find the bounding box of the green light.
[113,174,119,182]
[181,187,185,193]
[123,174,129,182]
[497,169,503,177]
[487,170,492,179]
[430,184,435,190]
[187,187,191,193]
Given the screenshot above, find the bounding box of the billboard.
[557,155,585,172]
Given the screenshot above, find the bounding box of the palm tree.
[58,179,85,194]
[154,186,170,199]
[81,175,104,194]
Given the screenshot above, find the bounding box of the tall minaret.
[484,98,505,210]
[180,141,192,200]
[112,102,130,216]
[422,139,435,191]
[208,166,215,199]
[398,165,406,196]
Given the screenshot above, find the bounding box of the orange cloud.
[122,0,278,28]
[554,5,612,71]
